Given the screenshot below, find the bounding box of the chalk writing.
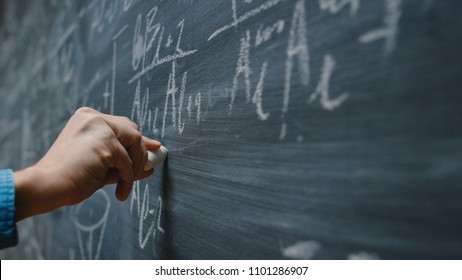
[132,14,145,71]
[162,62,180,137]
[159,59,203,138]
[359,0,401,56]
[131,80,150,133]
[169,138,206,152]
[281,0,309,140]
[252,61,270,121]
[88,0,119,33]
[319,0,360,17]
[123,0,133,11]
[128,11,197,84]
[208,0,287,41]
[113,25,129,40]
[230,31,252,113]
[255,19,285,47]
[102,81,110,109]
[178,72,187,134]
[152,107,159,135]
[308,54,349,111]
[14,218,46,259]
[130,181,164,252]
[48,24,77,59]
[186,92,202,125]
[194,92,202,125]
[72,190,110,260]
[59,42,74,83]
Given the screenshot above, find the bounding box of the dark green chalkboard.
[0,0,461,259]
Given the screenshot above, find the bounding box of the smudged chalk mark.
[347,251,380,260]
[282,240,321,259]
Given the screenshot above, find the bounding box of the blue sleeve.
[0,169,18,249]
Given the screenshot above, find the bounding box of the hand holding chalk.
[144,145,168,171]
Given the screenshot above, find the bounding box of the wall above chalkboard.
[0,0,461,259]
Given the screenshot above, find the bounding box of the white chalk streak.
[169,138,204,152]
[359,0,401,56]
[348,251,380,260]
[187,95,193,118]
[31,23,77,74]
[138,184,156,249]
[49,24,77,58]
[230,30,251,114]
[319,0,360,17]
[195,92,201,124]
[178,72,188,134]
[255,19,285,47]
[252,61,270,121]
[309,54,349,111]
[162,62,178,138]
[208,0,286,41]
[128,49,197,84]
[113,25,129,40]
[152,107,159,135]
[73,190,110,260]
[282,241,321,259]
[280,0,309,139]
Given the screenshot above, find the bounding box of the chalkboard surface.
[1,0,461,259]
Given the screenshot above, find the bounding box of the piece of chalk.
[144,146,168,171]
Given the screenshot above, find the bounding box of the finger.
[112,122,142,150]
[112,142,135,201]
[104,167,153,190]
[102,167,119,185]
[128,137,147,179]
[134,168,154,181]
[95,112,160,182]
[143,136,161,150]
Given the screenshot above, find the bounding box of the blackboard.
[1,0,462,259]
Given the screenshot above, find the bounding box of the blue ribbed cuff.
[0,169,18,249]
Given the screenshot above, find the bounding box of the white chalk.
[144,146,168,171]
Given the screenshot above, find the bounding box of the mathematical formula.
[0,0,410,259]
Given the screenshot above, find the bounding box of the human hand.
[13,107,161,221]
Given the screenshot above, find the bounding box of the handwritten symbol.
[72,190,110,260]
[130,181,164,252]
[308,54,349,111]
[359,0,401,56]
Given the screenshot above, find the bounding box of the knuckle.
[72,108,104,128]
[87,115,106,128]
[120,116,131,123]
[119,116,139,130]
[133,131,142,143]
[99,149,114,166]
[74,107,95,116]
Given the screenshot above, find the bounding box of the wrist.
[13,166,65,221]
